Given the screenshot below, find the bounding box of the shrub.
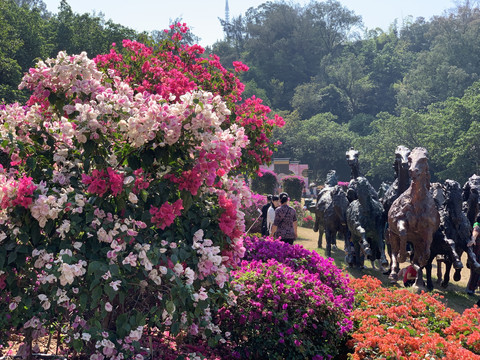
[301,214,315,228]
[282,175,306,201]
[348,275,480,359]
[251,169,278,195]
[217,259,354,359]
[0,25,284,359]
[242,236,353,296]
[216,236,354,359]
[444,306,480,355]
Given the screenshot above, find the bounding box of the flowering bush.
[242,193,266,235]
[217,259,353,359]
[140,330,234,360]
[444,306,480,355]
[348,276,480,359]
[251,169,278,195]
[93,26,284,174]
[243,236,353,297]
[216,236,353,359]
[282,175,306,201]
[291,200,306,223]
[0,24,284,359]
[300,214,315,228]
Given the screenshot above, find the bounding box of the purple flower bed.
[242,236,353,300]
[216,236,354,359]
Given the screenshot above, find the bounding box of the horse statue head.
[443,179,463,216]
[394,145,411,191]
[408,147,430,188]
[355,176,371,203]
[325,169,338,187]
[346,147,360,179]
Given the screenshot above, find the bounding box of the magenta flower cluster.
[243,236,353,298]
[217,236,354,359]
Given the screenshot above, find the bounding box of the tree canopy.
[3,0,480,185]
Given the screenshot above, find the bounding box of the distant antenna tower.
[225,0,230,24]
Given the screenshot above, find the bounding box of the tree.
[51,0,137,58]
[355,109,428,184]
[238,0,361,110]
[276,112,357,182]
[291,82,351,120]
[0,0,24,102]
[395,2,480,110]
[0,27,284,358]
[322,51,374,116]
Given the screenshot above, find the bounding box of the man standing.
[261,195,272,236]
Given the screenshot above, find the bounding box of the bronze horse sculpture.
[380,145,411,274]
[463,174,480,226]
[381,145,411,219]
[312,170,350,257]
[345,147,379,203]
[424,180,472,290]
[347,177,388,269]
[387,147,440,285]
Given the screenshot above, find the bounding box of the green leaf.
[104,283,116,300]
[7,251,17,264]
[72,338,83,352]
[116,196,126,211]
[91,286,102,307]
[201,218,210,228]
[181,192,193,212]
[79,292,88,310]
[30,223,41,246]
[83,158,91,173]
[142,149,155,167]
[0,247,5,268]
[87,261,103,275]
[44,220,55,237]
[128,155,141,170]
[116,313,129,338]
[140,190,148,202]
[109,264,120,276]
[166,301,176,314]
[171,321,180,335]
[83,140,96,157]
[26,156,36,171]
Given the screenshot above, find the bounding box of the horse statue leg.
[396,220,409,263]
[318,225,324,249]
[425,260,434,291]
[415,264,425,288]
[388,230,401,282]
[325,228,332,257]
[436,258,443,285]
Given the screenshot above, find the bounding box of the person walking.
[267,195,280,235]
[271,192,297,245]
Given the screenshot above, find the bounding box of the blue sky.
[42,0,457,47]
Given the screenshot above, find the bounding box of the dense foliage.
[282,175,306,201]
[250,169,278,195]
